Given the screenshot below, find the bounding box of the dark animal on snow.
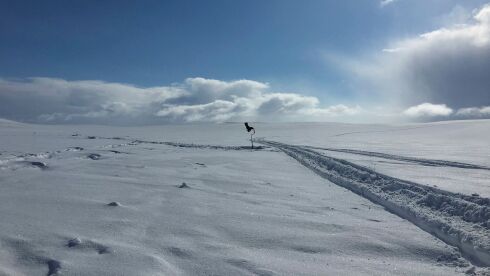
[244,122,255,134]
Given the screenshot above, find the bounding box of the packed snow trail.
[306,146,490,170]
[95,136,270,151]
[260,140,490,267]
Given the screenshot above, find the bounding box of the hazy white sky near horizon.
[0,1,489,124]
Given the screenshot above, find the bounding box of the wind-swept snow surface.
[0,120,489,275]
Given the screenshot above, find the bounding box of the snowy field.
[0,119,489,275]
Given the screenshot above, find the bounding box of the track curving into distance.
[260,140,490,267]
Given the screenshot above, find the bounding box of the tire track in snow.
[260,140,490,267]
[306,146,490,171]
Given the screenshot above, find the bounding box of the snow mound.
[67,238,82,247]
[178,182,190,189]
[0,160,49,171]
[65,147,84,152]
[65,237,111,254]
[87,153,101,160]
[28,161,48,169]
[0,118,25,127]
[1,237,62,276]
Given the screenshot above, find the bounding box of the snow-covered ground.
[0,119,489,275]
[257,120,490,198]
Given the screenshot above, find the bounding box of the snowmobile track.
[260,140,490,267]
[306,146,490,171]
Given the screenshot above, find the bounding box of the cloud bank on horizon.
[0,77,361,124]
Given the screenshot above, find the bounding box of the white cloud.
[0,77,360,124]
[383,4,490,108]
[381,47,404,53]
[326,4,490,121]
[456,106,490,117]
[157,100,238,122]
[380,0,398,8]
[403,103,453,117]
[302,104,362,116]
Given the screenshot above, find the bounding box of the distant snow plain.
[0,119,489,275]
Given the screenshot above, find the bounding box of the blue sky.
[1,0,489,124]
